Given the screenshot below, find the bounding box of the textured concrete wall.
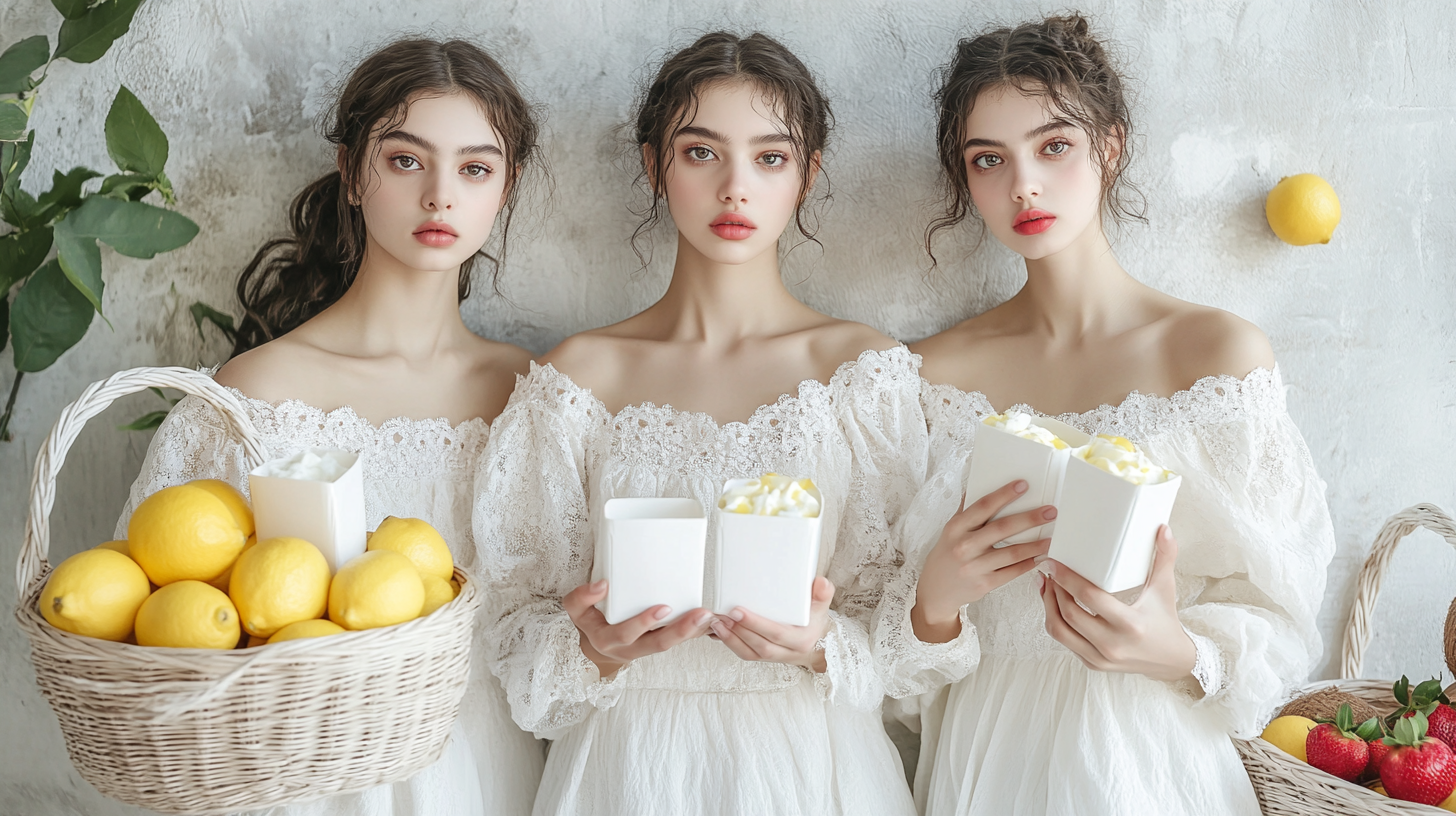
[1,0,1453,812]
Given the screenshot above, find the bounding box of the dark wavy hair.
[927,14,1145,261]
[630,31,833,264]
[231,38,542,356]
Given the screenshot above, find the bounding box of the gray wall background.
[1,0,1453,812]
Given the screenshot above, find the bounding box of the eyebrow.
[963,118,1078,150]
[675,125,792,146]
[381,130,504,158]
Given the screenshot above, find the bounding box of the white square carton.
[248,448,367,573]
[964,417,1090,547]
[593,498,706,627]
[1047,456,1182,593]
[713,478,823,627]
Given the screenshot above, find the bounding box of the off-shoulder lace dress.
[473,347,931,816]
[901,367,1337,816]
[116,386,545,816]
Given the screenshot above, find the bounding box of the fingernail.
[654,606,672,620]
[709,621,726,637]
[1042,507,1057,520]
[1038,561,1056,578]
[591,580,607,592]
[695,611,714,626]
[1013,480,1029,494]
[729,609,745,622]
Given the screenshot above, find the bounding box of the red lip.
[709,212,757,241]
[413,221,458,247]
[1013,209,1056,236]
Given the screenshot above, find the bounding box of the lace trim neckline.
[217,384,491,437]
[524,345,917,430]
[927,364,1282,425]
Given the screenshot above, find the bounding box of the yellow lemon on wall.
[367,516,453,581]
[134,581,240,649]
[40,549,151,642]
[229,537,330,637]
[128,484,248,585]
[269,618,346,644]
[1265,174,1341,246]
[1260,715,1317,762]
[328,550,424,630]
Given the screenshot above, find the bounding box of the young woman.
[892,15,1339,815]
[117,39,545,816]
[474,31,982,816]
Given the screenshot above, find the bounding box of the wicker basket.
[14,366,483,815]
[1234,503,1456,815]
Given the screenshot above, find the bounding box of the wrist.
[1150,629,1199,684]
[798,648,828,674]
[578,633,625,680]
[910,599,963,644]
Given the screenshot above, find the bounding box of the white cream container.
[964,416,1090,547]
[713,478,823,627]
[248,447,366,573]
[593,498,706,627]
[1047,456,1182,593]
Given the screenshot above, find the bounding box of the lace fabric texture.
[472,347,927,815]
[912,367,1337,815]
[117,386,543,816]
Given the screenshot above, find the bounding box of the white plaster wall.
[0,0,1452,812]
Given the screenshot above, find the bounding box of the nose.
[719,158,750,205]
[1010,159,1041,204]
[423,167,455,212]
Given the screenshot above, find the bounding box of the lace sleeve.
[1146,382,1337,738]
[472,368,623,738]
[114,395,251,538]
[816,348,934,711]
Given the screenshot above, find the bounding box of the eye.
[686,145,715,162]
[462,163,492,179]
[972,154,1002,170]
[391,155,420,171]
[760,152,788,168]
[1043,140,1072,156]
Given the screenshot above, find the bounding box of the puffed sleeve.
[1143,370,1336,738]
[815,347,938,710]
[870,380,985,700]
[114,394,252,536]
[472,365,624,738]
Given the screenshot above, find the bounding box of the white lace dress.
[116,387,545,816]
[897,368,1337,816]
[473,347,931,816]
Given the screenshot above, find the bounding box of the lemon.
[206,535,256,593]
[1266,174,1341,246]
[245,635,267,648]
[269,618,346,644]
[94,540,130,557]
[229,537,330,637]
[189,479,255,538]
[129,484,248,585]
[40,549,151,642]
[419,574,456,617]
[367,516,453,581]
[329,550,424,630]
[1439,788,1456,811]
[1260,715,1317,762]
[134,581,240,649]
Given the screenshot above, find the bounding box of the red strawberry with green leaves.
[1307,704,1378,782]
[1367,734,1392,779]
[1381,710,1456,805]
[1387,676,1450,727]
[1426,704,1456,750]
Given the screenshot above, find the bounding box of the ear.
[336,146,360,206]
[641,143,660,196]
[1102,125,1125,171]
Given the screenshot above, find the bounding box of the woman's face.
[356,92,509,274]
[962,85,1110,260]
[658,80,817,266]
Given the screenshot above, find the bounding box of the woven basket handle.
[1341,503,1456,678]
[16,366,269,595]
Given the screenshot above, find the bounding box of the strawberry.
[1367,736,1392,779]
[1386,676,1450,729]
[1307,704,1375,782]
[1426,704,1456,750]
[1381,710,1456,806]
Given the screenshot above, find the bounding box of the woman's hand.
[911,479,1056,643]
[1039,525,1197,684]
[562,579,714,679]
[711,577,834,673]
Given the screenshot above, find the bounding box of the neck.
[326,237,469,359]
[1015,219,1138,340]
[651,232,804,345]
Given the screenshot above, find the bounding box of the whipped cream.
[255,448,352,482]
[1074,435,1174,485]
[718,473,821,518]
[982,412,1070,450]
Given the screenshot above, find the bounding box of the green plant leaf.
[190,300,237,344]
[35,167,101,223]
[0,102,27,142]
[0,226,53,293]
[0,35,49,94]
[53,0,145,65]
[117,408,168,431]
[0,296,8,354]
[51,0,94,20]
[10,258,94,372]
[99,171,152,200]
[56,195,198,258]
[52,223,103,313]
[104,86,167,176]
